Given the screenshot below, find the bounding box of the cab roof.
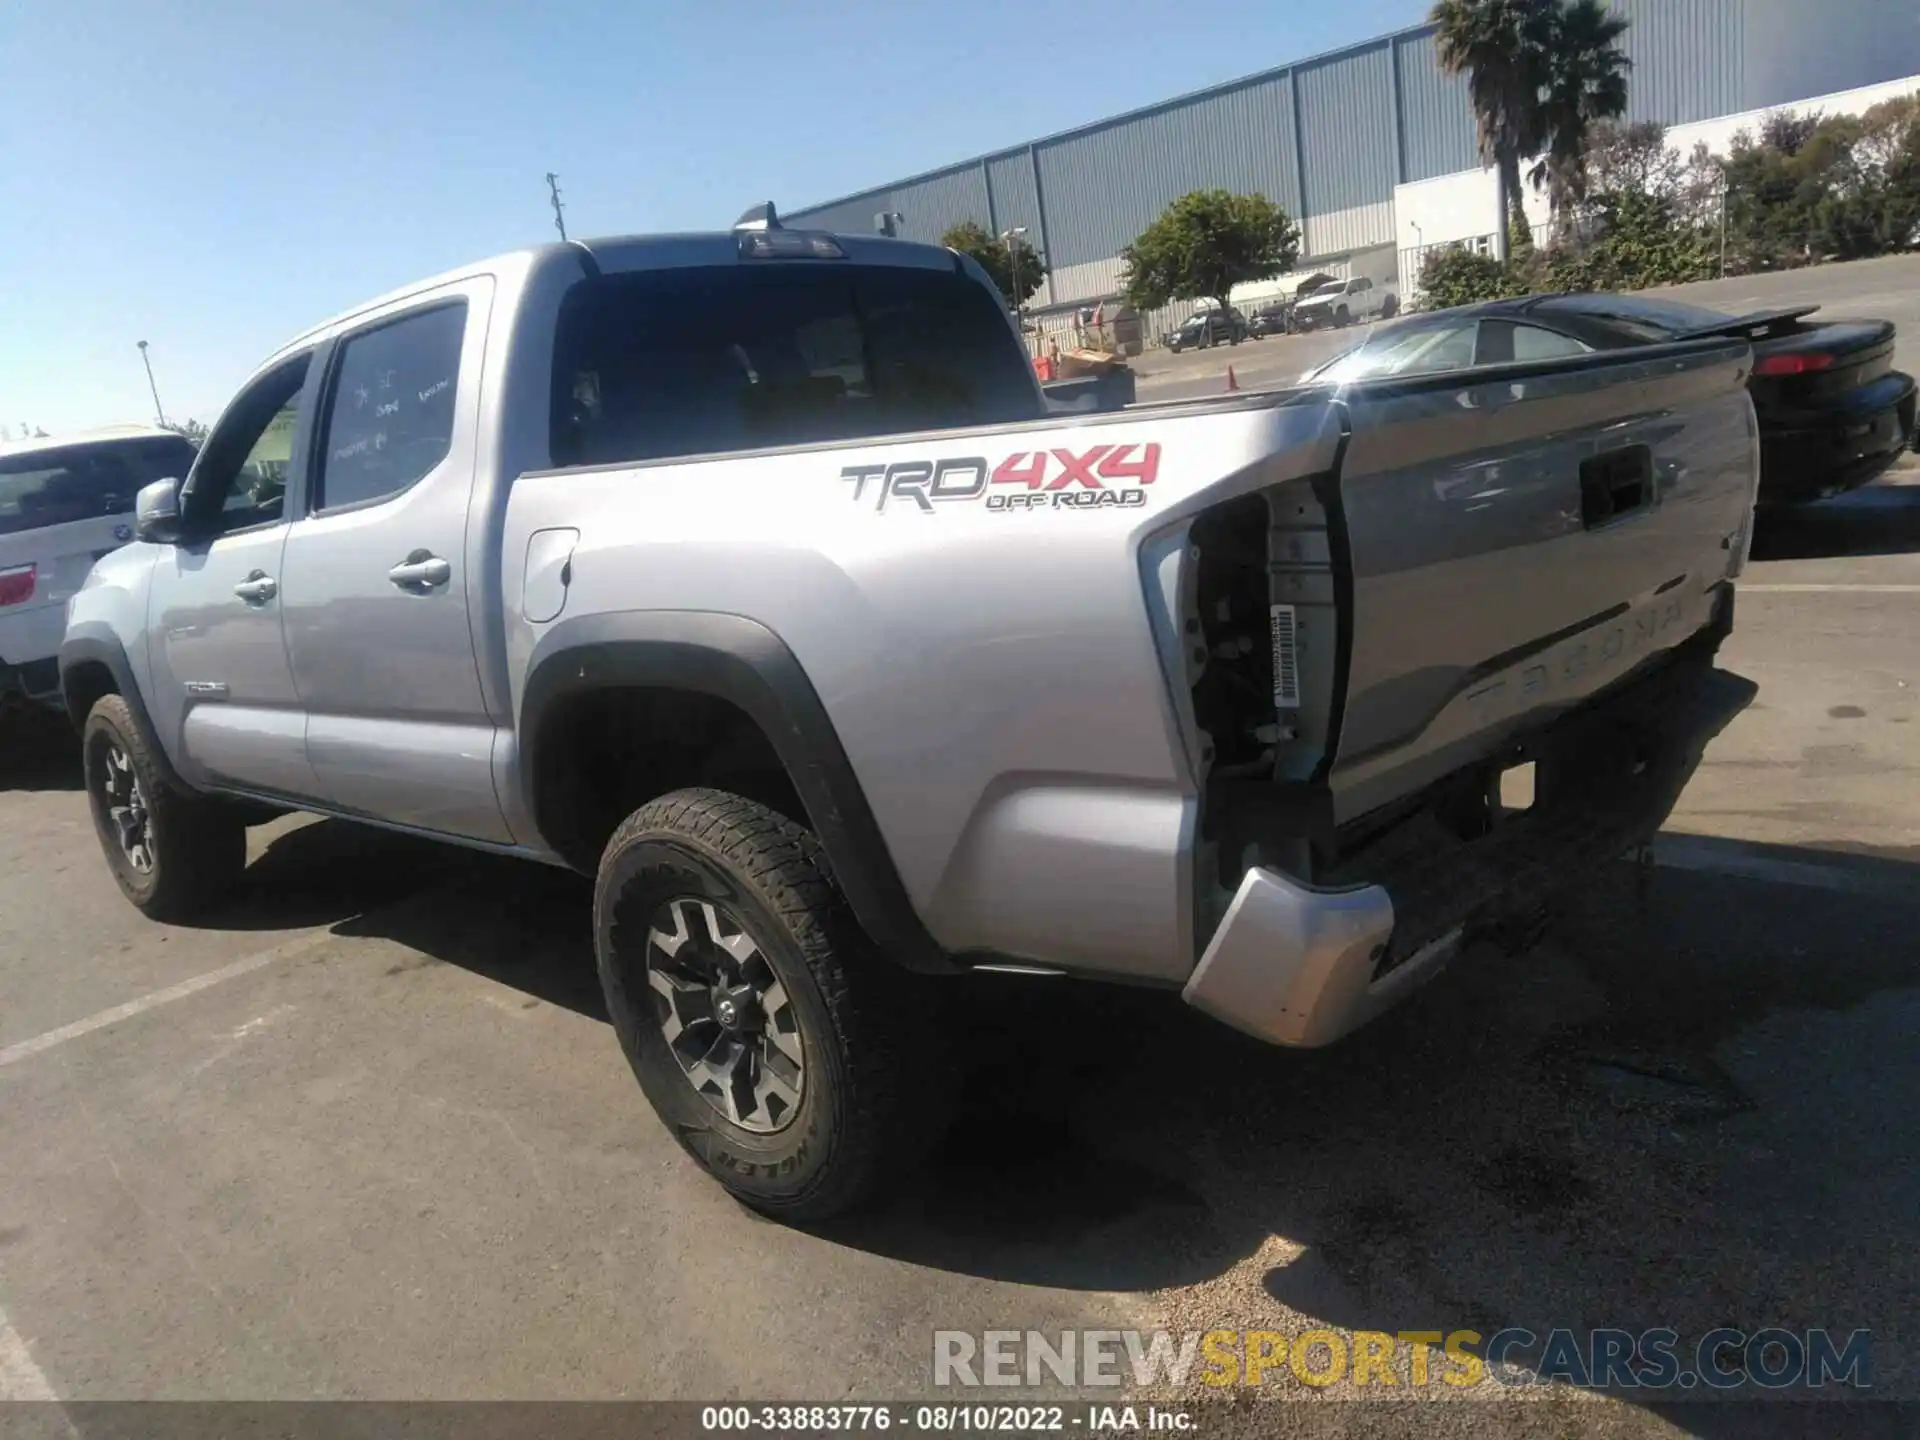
[0,424,189,460]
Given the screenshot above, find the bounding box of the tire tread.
[599,787,947,1221]
[84,694,246,921]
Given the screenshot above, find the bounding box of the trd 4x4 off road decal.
[842,443,1161,514]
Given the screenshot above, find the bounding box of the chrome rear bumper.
[1183,642,1756,1050]
[1181,869,1459,1047]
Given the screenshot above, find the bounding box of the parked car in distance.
[1305,293,1915,506]
[1164,306,1247,351]
[1293,276,1397,331]
[64,216,1760,1223]
[1246,302,1290,338]
[2,426,198,714]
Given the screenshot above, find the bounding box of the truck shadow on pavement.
[0,708,82,792]
[1750,478,1920,560]
[826,841,1920,1427]
[230,822,1917,1423]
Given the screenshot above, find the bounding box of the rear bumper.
[1757,373,1916,505]
[1183,633,1755,1047]
[0,604,67,705]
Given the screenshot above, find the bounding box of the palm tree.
[1530,0,1633,242]
[1431,0,1556,256]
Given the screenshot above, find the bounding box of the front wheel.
[594,787,950,1221]
[83,694,247,920]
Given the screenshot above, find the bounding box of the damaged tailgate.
[1325,336,1759,824]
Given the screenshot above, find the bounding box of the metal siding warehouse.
[787,0,1920,310]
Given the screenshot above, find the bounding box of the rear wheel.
[594,787,950,1221]
[83,694,246,920]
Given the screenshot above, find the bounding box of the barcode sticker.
[1270,604,1300,710]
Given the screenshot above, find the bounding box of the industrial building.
[787,0,1920,327]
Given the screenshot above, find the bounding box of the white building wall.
[1393,71,1920,297]
[1302,200,1397,259]
[1663,73,1920,156]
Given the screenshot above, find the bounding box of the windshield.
[1533,293,1733,340]
[0,435,197,537]
[550,264,1041,467]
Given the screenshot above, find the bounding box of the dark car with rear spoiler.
[1309,293,1913,507]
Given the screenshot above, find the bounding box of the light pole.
[136,341,165,426]
[999,225,1028,320]
[1717,162,1730,278]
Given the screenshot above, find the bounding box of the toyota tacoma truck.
[62,208,1760,1220]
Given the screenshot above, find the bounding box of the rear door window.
[0,436,198,536]
[1477,321,1595,365]
[550,264,1041,467]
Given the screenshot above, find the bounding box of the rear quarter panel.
[501,400,1342,980]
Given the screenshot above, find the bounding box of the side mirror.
[135,476,185,545]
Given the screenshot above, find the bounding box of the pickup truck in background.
[62,209,1760,1221]
[1292,275,1398,330]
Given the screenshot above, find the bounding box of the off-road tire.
[82,694,247,920]
[594,787,951,1222]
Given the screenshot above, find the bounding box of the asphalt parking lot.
[3,269,1918,1437]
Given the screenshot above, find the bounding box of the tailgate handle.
[1580,445,1653,528]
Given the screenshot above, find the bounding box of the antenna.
[545,172,569,242]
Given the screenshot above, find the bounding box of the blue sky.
[0,0,1428,435]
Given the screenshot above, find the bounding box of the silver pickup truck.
[62,210,1759,1220]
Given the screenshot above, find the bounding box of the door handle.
[389,553,452,590]
[232,571,278,603]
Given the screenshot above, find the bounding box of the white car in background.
[2,426,198,714]
[1291,276,1398,331]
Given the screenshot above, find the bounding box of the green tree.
[1119,189,1300,320]
[1431,0,1556,255]
[1529,0,1631,241]
[1844,95,1920,255]
[161,417,209,443]
[1585,120,1679,201]
[939,221,1045,309]
[1724,111,1874,269]
[1416,246,1528,309]
[1542,190,1715,290]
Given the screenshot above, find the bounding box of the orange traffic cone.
[1225,365,1239,392]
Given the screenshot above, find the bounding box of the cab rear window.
[550,264,1041,468]
[0,436,197,536]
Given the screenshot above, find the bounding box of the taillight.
[0,564,35,607]
[1753,352,1835,376]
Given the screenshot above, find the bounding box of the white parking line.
[0,1304,56,1401]
[0,931,337,1071]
